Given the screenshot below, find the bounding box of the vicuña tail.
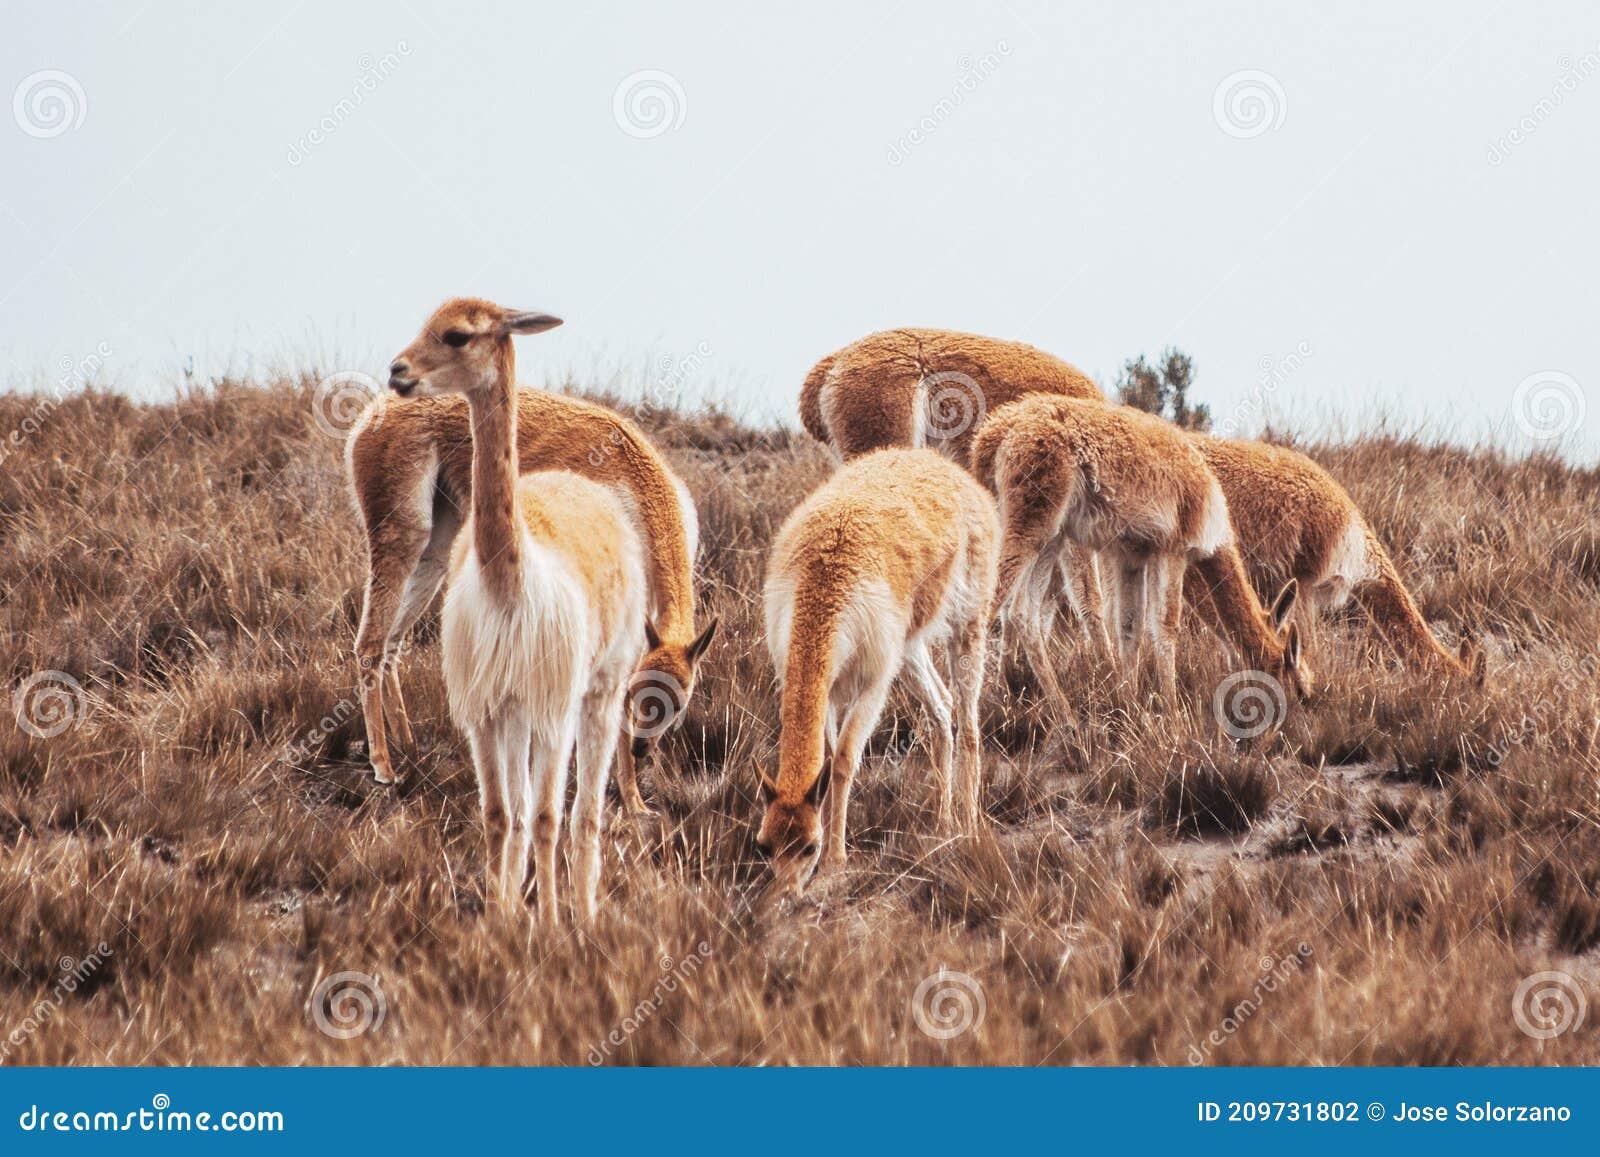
[798,355,837,446]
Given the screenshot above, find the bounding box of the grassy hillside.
[1,377,1598,1065]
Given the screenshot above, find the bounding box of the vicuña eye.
[442,330,471,348]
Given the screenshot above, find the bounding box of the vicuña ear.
[644,618,663,651]
[501,311,564,335]
[686,617,719,664]
[758,767,780,802]
[805,762,832,805]
[1269,579,1299,628]
[1282,621,1301,670]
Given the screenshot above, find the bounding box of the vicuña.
[1189,434,1484,683]
[972,396,1308,707]
[757,449,999,897]
[347,369,716,808]
[384,297,646,924]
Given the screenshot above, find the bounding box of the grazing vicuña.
[972,395,1307,707]
[758,448,999,896]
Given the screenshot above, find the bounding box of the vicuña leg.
[528,717,577,929]
[949,612,989,831]
[612,733,655,819]
[573,677,626,923]
[356,520,430,784]
[902,641,955,829]
[1113,553,1147,676]
[469,716,517,911]
[379,511,461,759]
[822,669,896,868]
[1145,553,1185,702]
[1058,541,1115,665]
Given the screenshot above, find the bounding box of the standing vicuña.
[758,449,999,897]
[347,381,716,807]
[386,297,647,924]
[972,396,1307,708]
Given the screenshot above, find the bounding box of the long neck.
[1191,544,1282,668]
[466,342,522,604]
[601,431,696,641]
[775,571,844,803]
[1355,533,1466,675]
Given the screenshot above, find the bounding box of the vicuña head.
[624,617,718,759]
[387,297,562,398]
[755,765,829,897]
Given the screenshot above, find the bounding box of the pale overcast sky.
[3,2,1597,458]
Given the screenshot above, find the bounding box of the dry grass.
[2,377,1598,1066]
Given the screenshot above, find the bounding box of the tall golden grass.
[1,375,1597,1065]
